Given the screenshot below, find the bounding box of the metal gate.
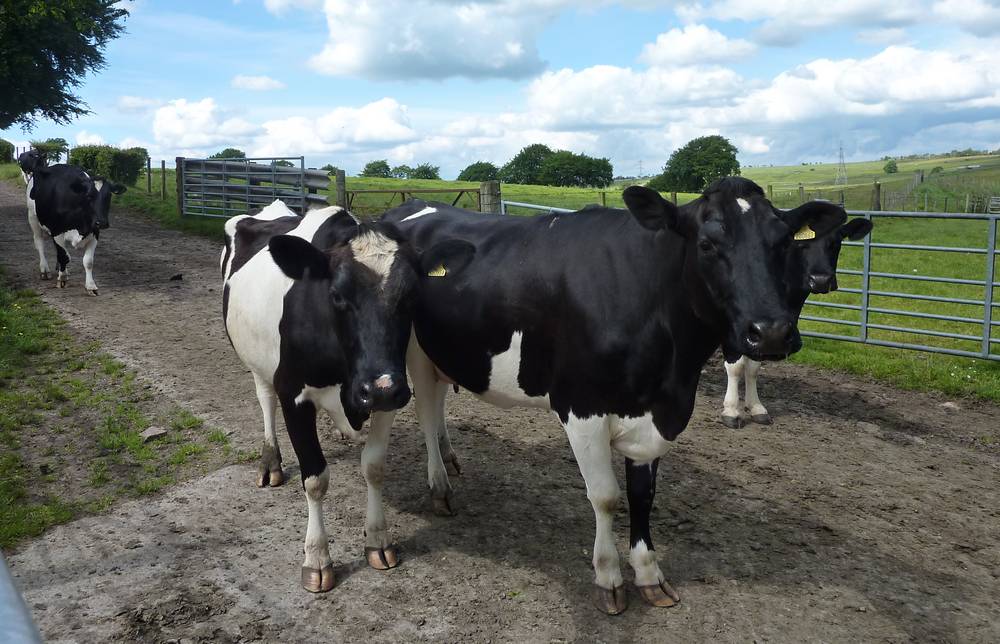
[501,200,1000,361]
[176,156,330,218]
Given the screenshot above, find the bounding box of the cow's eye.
[330,289,347,310]
[698,239,715,252]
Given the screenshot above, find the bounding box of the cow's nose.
[746,320,796,358]
[365,374,410,412]
[808,274,833,293]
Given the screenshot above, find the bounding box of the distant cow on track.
[26,164,125,295]
[382,178,847,615]
[720,215,874,427]
[221,200,473,592]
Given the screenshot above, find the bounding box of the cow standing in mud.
[26,164,126,295]
[221,200,472,591]
[382,178,847,614]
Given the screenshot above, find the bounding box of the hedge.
[69,145,148,185]
[0,139,13,163]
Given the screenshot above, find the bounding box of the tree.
[1,1,129,130]
[537,151,613,188]
[457,161,499,182]
[30,138,69,163]
[390,164,412,179]
[0,138,15,163]
[499,144,554,184]
[209,148,246,159]
[883,159,898,174]
[361,159,392,178]
[650,135,740,192]
[409,163,440,180]
[320,164,339,175]
[271,159,294,167]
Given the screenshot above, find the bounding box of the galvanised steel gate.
[501,200,1000,361]
[176,156,330,218]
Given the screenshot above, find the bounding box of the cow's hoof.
[751,413,773,425]
[721,415,745,429]
[444,452,462,477]
[86,288,99,297]
[593,583,628,615]
[56,279,67,289]
[257,463,284,487]
[365,546,399,570]
[40,271,51,280]
[431,495,455,517]
[636,580,680,607]
[301,564,335,593]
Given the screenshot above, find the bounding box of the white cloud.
[933,0,1000,36]
[855,28,909,46]
[263,0,321,13]
[75,131,105,146]
[231,74,286,91]
[117,95,161,113]
[677,0,923,45]
[152,98,260,152]
[305,0,562,79]
[640,24,756,66]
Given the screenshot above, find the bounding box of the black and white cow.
[221,200,472,592]
[720,215,873,427]
[26,164,126,294]
[17,149,46,183]
[381,178,846,614]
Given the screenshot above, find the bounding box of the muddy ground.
[1,181,998,643]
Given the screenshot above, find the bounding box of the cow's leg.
[564,414,626,615]
[279,396,334,593]
[721,357,746,429]
[52,239,70,288]
[407,335,454,516]
[81,236,99,295]
[743,358,771,424]
[252,372,283,487]
[626,457,680,608]
[26,209,51,280]
[361,410,399,570]
[437,405,462,477]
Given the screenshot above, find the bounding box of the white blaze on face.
[349,232,398,287]
[736,197,751,213]
[400,206,437,222]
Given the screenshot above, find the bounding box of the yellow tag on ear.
[427,264,447,277]
[794,224,816,241]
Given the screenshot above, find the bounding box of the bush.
[360,160,391,178]
[537,151,613,188]
[409,163,440,180]
[457,161,499,182]
[209,148,245,159]
[30,138,68,163]
[69,145,147,184]
[0,139,13,163]
[883,159,898,174]
[931,166,944,174]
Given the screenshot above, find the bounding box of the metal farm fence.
[176,156,330,218]
[500,200,1000,361]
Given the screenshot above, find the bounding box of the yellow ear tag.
[794,224,816,241]
[427,264,447,277]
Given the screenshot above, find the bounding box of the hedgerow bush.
[69,145,148,185]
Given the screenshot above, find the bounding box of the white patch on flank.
[295,384,356,435]
[478,331,550,409]
[55,229,86,249]
[350,232,398,286]
[400,206,437,222]
[736,197,751,213]
[608,413,672,463]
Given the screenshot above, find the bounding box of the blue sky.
[5,0,1000,178]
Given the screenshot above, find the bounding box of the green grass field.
[4,150,999,402]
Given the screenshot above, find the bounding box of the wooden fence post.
[161,160,166,200]
[767,184,773,201]
[839,190,845,206]
[175,157,184,216]
[146,157,152,193]
[334,169,347,208]
[600,191,606,207]
[965,194,970,213]
[670,192,677,205]
[480,180,501,213]
[872,181,881,211]
[798,183,805,203]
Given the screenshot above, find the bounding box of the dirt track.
[1,181,998,643]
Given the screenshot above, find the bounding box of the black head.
[623,177,846,361]
[18,149,46,175]
[87,176,127,230]
[789,215,873,295]
[269,213,474,423]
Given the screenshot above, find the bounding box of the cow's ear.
[110,183,127,195]
[781,201,847,239]
[840,217,872,241]
[269,235,332,280]
[420,239,475,279]
[623,186,678,232]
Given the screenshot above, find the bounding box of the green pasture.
[4,153,1000,402]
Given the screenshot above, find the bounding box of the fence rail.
[177,157,329,218]
[499,200,1000,362]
